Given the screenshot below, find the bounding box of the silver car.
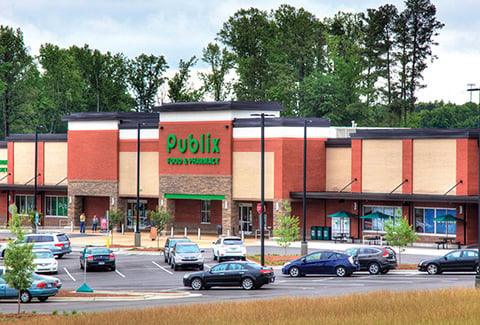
[24,233,72,258]
[170,242,204,271]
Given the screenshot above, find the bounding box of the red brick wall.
[68,130,119,180]
[402,139,413,193]
[174,199,222,225]
[351,139,362,192]
[456,138,478,195]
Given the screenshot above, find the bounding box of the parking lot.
[0,243,477,314]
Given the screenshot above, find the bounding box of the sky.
[1,0,480,105]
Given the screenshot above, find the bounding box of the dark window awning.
[0,184,67,192]
[290,191,478,204]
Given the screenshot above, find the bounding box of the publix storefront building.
[1,101,480,245]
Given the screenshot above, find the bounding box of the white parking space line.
[64,267,76,282]
[152,261,173,275]
[115,270,126,278]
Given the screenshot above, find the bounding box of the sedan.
[418,249,479,275]
[183,261,275,290]
[80,247,116,271]
[0,267,62,302]
[33,249,58,274]
[282,250,359,277]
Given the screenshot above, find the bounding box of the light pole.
[251,113,274,266]
[134,122,142,247]
[301,119,312,256]
[34,125,42,234]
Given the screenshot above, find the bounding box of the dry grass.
[10,287,480,325]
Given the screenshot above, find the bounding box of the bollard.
[227,229,230,236]
[241,231,244,242]
[106,236,110,248]
[171,227,173,237]
[121,224,124,235]
[184,227,187,237]
[198,228,201,240]
[71,221,74,232]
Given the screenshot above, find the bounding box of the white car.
[212,236,247,262]
[33,249,58,274]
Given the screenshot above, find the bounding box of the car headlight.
[183,274,189,279]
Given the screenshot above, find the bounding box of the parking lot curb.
[51,290,200,301]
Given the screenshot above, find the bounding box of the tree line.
[0,0,476,140]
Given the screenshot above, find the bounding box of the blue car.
[282,250,359,277]
[0,267,62,302]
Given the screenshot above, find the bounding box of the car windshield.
[170,239,189,247]
[57,234,69,242]
[176,245,199,253]
[34,251,54,259]
[88,248,110,255]
[345,248,357,255]
[224,239,243,245]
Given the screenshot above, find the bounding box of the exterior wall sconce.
[353,202,357,210]
[224,200,228,209]
[459,205,463,214]
[160,199,164,206]
[111,197,115,205]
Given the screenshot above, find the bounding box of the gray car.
[170,242,204,271]
[163,237,191,264]
[23,233,72,258]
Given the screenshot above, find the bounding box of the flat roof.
[154,101,283,112]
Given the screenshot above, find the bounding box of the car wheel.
[174,263,179,271]
[335,266,347,277]
[20,291,32,303]
[191,278,203,290]
[164,254,168,263]
[427,263,439,275]
[380,269,389,274]
[38,296,48,302]
[289,266,300,277]
[242,257,246,261]
[213,252,217,261]
[368,262,381,275]
[241,277,254,290]
[111,264,116,271]
[80,262,84,270]
[57,254,64,259]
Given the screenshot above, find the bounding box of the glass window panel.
[424,209,435,233]
[415,209,424,233]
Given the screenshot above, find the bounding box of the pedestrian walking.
[80,212,86,233]
[92,215,98,233]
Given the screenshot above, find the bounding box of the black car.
[345,246,397,275]
[183,261,275,290]
[80,247,116,271]
[418,249,479,275]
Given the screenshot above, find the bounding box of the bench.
[333,235,355,243]
[435,239,461,249]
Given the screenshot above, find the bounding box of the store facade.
[0,102,478,245]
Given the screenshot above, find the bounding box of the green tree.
[167,56,202,102]
[383,217,418,264]
[108,208,124,245]
[127,53,168,112]
[148,206,171,248]
[0,25,32,139]
[273,201,300,263]
[3,205,36,314]
[200,43,235,101]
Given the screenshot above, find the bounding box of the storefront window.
[201,200,211,224]
[415,208,456,235]
[45,196,68,217]
[362,206,400,232]
[14,195,34,215]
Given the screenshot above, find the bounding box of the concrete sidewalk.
[64,230,451,257]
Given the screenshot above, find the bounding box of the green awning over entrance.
[164,193,225,200]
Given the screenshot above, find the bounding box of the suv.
[23,233,72,258]
[345,246,397,275]
[212,236,247,262]
[163,237,191,264]
[170,242,204,271]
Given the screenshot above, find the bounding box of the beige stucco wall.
[362,139,403,193]
[119,152,159,196]
[326,147,351,191]
[14,143,34,184]
[44,142,67,185]
[232,152,274,200]
[0,148,7,184]
[413,139,456,194]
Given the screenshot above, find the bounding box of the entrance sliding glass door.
[239,204,252,234]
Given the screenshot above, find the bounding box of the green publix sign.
[166,134,220,165]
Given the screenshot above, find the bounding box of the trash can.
[310,226,317,240]
[217,225,222,236]
[316,226,324,240]
[323,227,331,241]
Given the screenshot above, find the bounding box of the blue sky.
[1,0,479,104]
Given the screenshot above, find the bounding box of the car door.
[439,250,462,271]
[301,252,323,274]
[460,250,478,271]
[357,248,372,269]
[205,263,230,286]
[321,252,344,274]
[225,263,247,285]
